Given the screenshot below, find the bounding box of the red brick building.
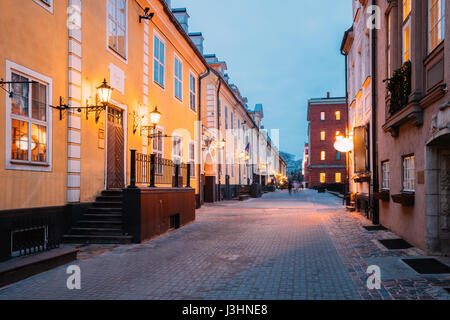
[307,94,347,189]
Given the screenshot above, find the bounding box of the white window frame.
[320,131,326,141]
[402,155,415,192]
[189,72,197,112]
[106,0,128,62]
[5,60,53,172]
[172,135,182,164]
[382,161,390,190]
[320,112,325,121]
[152,126,164,175]
[174,54,183,102]
[189,140,195,177]
[33,0,54,13]
[321,151,326,161]
[428,0,445,53]
[153,32,166,89]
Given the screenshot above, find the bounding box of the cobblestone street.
[1,190,449,300]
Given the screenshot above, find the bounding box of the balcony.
[383,61,423,137]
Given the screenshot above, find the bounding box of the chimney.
[189,32,204,54]
[327,92,330,99]
[172,8,189,33]
[223,73,230,83]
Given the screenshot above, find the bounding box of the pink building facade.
[345,0,450,255]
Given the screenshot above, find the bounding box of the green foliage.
[387,61,411,114]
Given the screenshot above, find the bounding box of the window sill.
[391,192,415,207]
[374,190,390,202]
[10,160,50,167]
[153,81,165,91]
[108,46,127,63]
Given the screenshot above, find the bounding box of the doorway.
[106,107,124,189]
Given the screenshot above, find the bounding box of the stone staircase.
[63,190,133,244]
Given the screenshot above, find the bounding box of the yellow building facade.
[0,0,207,211]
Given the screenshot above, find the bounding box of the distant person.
[293,181,300,193]
[288,181,293,195]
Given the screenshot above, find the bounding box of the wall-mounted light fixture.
[139,106,171,144]
[139,7,154,23]
[85,79,113,123]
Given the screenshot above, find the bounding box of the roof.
[340,26,354,54]
[157,0,208,71]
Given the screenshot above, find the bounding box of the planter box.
[374,190,390,202]
[391,193,415,207]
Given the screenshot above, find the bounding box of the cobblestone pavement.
[0,190,449,300]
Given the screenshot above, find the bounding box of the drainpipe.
[371,0,380,224]
[216,77,222,201]
[341,45,350,206]
[198,68,210,206]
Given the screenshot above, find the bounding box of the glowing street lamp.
[334,135,353,153]
[96,78,113,105]
[149,106,161,127]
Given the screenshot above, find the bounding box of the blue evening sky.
[172,0,352,159]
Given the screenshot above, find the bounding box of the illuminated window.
[429,0,445,53]
[321,151,326,161]
[403,22,411,62]
[320,173,326,183]
[320,112,325,121]
[335,111,341,120]
[403,0,411,21]
[10,73,49,164]
[335,172,342,183]
[403,155,415,192]
[320,131,326,141]
[402,0,411,63]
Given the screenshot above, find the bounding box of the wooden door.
[107,107,124,189]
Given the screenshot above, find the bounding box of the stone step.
[70,227,124,236]
[92,201,123,208]
[83,213,123,221]
[62,234,133,245]
[101,190,123,196]
[95,195,123,202]
[77,220,123,228]
[87,207,123,214]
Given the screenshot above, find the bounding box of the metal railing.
[10,213,59,257]
[131,150,190,188]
